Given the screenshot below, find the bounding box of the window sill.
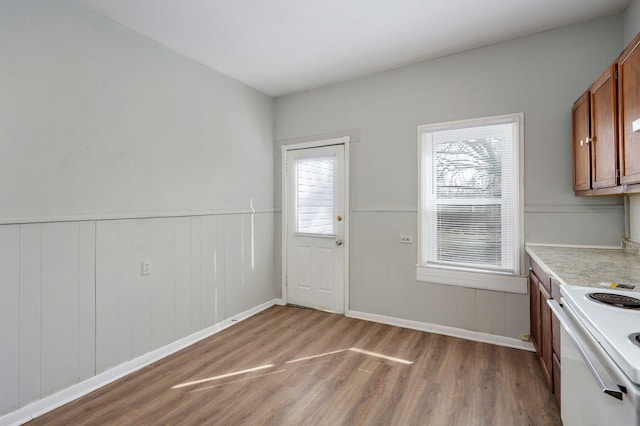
[416,265,528,294]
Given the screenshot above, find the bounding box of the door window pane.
[296,156,335,235]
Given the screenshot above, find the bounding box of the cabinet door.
[553,353,561,410]
[539,283,553,389]
[590,65,618,188]
[620,34,640,184]
[529,272,540,352]
[573,92,591,191]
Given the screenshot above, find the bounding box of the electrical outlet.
[141,261,151,276]
[400,235,413,244]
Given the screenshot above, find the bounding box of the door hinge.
[615,70,619,80]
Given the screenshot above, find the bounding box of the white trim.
[0,299,282,426]
[348,204,625,214]
[417,113,525,286]
[346,310,534,352]
[416,266,528,294]
[343,142,351,313]
[352,206,418,213]
[282,136,349,151]
[276,129,361,147]
[281,136,351,313]
[281,145,288,306]
[517,113,525,276]
[0,208,276,226]
[524,204,624,213]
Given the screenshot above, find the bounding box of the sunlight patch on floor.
[172,364,274,389]
[172,347,412,390]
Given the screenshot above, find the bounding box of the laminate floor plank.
[28,305,562,426]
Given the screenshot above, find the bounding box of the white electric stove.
[551,285,640,425]
[561,285,640,385]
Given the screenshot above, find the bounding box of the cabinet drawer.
[530,258,551,293]
[551,277,562,301]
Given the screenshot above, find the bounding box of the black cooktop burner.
[588,292,640,309]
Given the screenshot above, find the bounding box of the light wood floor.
[29,305,561,425]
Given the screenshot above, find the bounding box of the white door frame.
[281,136,350,313]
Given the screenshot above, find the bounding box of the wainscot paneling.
[350,211,528,340]
[0,222,97,413]
[41,222,94,396]
[0,225,20,413]
[350,209,611,340]
[0,212,276,417]
[19,224,42,407]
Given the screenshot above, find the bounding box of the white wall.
[275,16,624,339]
[0,0,276,416]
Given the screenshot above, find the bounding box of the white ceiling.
[75,0,630,97]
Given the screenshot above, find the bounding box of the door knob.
[337,215,343,222]
[335,239,343,246]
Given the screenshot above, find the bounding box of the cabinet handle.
[586,137,592,144]
[580,139,584,146]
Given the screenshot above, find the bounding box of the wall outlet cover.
[141,261,151,276]
[400,235,413,244]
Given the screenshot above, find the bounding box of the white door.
[284,144,346,313]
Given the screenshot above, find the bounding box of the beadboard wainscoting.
[0,212,277,418]
[349,210,531,341]
[348,206,622,342]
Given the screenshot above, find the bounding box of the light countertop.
[525,245,640,293]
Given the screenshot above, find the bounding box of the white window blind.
[420,115,521,276]
[296,156,335,235]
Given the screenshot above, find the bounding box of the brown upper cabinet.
[572,33,640,196]
[572,65,619,194]
[619,33,640,186]
[590,65,619,189]
[572,92,591,191]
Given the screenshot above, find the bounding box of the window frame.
[416,113,527,294]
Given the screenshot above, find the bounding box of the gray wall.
[0,0,273,219]
[625,0,640,45]
[0,0,276,416]
[275,16,625,338]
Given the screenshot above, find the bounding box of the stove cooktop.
[561,285,640,385]
[588,292,640,309]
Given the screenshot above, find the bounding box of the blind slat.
[296,156,335,235]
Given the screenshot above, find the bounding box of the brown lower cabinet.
[529,257,561,405]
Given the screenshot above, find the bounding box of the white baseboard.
[0,298,282,426]
[346,310,534,352]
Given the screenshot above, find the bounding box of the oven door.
[548,299,640,426]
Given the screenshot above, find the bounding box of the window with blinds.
[419,115,522,276]
[296,156,335,235]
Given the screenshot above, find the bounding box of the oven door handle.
[548,299,623,401]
